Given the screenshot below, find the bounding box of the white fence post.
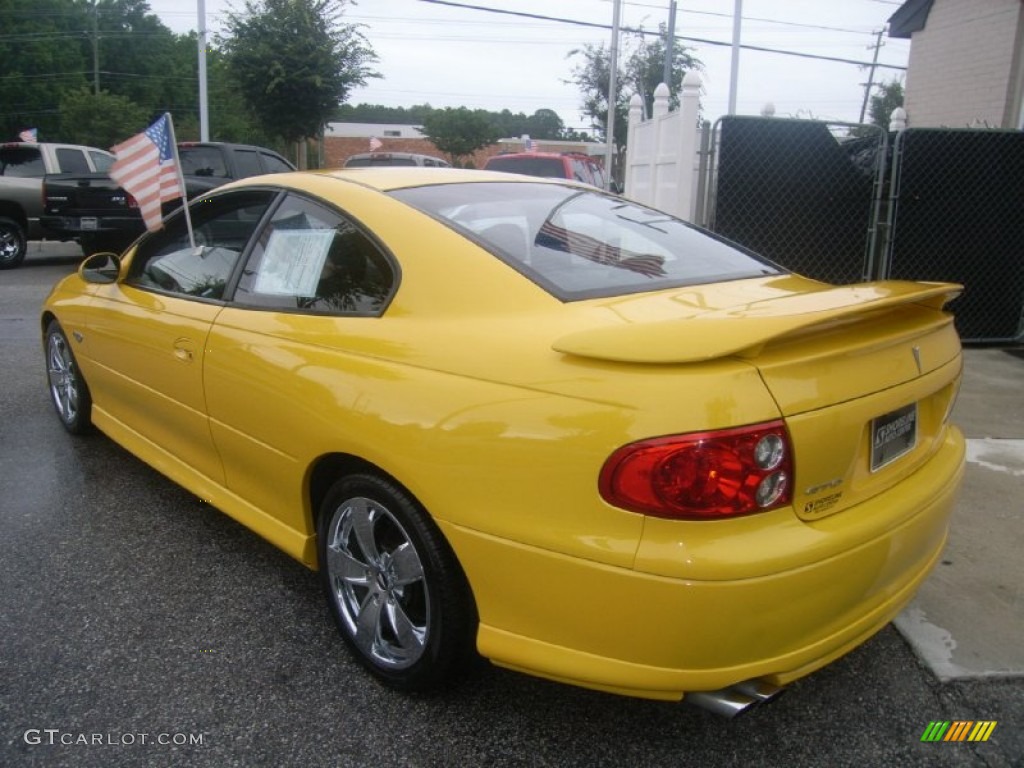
[889,107,907,132]
[676,71,702,221]
[650,83,669,209]
[622,75,703,221]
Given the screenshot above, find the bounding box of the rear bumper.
[40,215,143,238]
[445,425,965,701]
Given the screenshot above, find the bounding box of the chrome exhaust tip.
[684,679,784,718]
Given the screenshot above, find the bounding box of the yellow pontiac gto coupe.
[42,169,964,714]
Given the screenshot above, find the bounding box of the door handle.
[173,338,196,363]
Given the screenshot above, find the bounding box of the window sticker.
[254,229,335,296]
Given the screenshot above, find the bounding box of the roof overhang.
[888,0,935,39]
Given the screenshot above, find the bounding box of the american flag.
[109,114,183,232]
[369,136,383,151]
[18,128,37,143]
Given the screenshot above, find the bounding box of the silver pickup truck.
[0,142,114,269]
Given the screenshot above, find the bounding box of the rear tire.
[45,320,93,434]
[0,216,27,269]
[317,473,477,691]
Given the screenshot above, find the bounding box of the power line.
[415,0,906,71]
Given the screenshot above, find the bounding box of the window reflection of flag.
[536,221,666,277]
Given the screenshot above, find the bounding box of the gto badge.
[805,477,843,495]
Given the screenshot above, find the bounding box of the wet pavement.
[1,244,1021,767]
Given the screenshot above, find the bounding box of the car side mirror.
[79,252,121,284]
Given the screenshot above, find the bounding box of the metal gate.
[884,128,1024,342]
[705,117,1024,342]
[708,116,887,285]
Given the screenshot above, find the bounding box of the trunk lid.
[554,279,963,521]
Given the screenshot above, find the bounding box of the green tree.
[867,79,904,129]
[848,79,904,138]
[219,0,377,144]
[0,0,91,141]
[525,109,565,140]
[58,87,149,147]
[421,108,500,167]
[89,0,191,111]
[567,25,702,148]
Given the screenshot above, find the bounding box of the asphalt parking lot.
[1,243,1021,767]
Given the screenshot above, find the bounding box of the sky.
[146,0,911,135]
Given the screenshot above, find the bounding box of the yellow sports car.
[42,169,964,714]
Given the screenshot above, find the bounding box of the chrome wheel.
[318,474,476,691]
[324,495,430,670]
[0,216,26,269]
[47,331,80,424]
[44,321,92,434]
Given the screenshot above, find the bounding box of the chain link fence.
[707,116,886,285]
[703,116,1024,342]
[885,128,1024,342]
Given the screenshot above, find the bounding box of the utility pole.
[198,0,209,141]
[728,0,742,114]
[604,0,622,191]
[91,0,99,95]
[662,1,677,95]
[859,27,886,124]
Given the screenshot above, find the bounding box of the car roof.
[346,152,445,161]
[222,167,581,193]
[488,152,597,161]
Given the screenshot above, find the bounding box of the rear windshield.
[179,146,229,178]
[0,147,43,177]
[392,182,781,301]
[485,156,567,178]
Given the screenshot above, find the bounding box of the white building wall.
[903,0,1024,128]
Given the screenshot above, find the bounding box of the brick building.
[889,0,1024,128]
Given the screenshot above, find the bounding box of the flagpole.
[162,112,196,251]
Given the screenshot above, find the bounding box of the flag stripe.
[108,114,183,232]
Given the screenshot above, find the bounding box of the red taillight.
[126,193,139,209]
[599,421,793,519]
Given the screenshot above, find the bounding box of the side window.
[259,152,293,174]
[179,147,229,178]
[89,150,114,173]
[127,190,277,300]
[234,193,395,315]
[55,148,90,173]
[234,150,263,178]
[0,147,44,177]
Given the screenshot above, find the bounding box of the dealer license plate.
[870,403,918,472]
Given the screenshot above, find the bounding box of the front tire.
[317,473,476,691]
[45,320,93,434]
[0,216,27,269]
